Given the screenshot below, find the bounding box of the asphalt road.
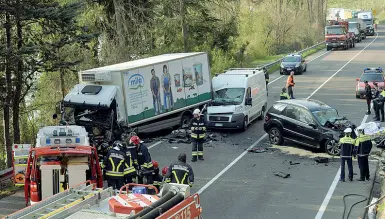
[1,28,384,219]
[148,27,384,219]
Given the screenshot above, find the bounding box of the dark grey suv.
[263,99,356,155]
[280,54,307,75]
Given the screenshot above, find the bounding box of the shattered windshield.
[213,88,245,105]
[63,107,76,124]
[312,109,339,126]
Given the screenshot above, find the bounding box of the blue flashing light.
[46,138,51,145]
[75,137,80,143]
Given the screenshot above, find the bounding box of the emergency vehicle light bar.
[36,125,90,147]
[364,67,382,73]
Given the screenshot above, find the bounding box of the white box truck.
[206,68,268,131]
[59,52,212,140]
[357,11,375,36]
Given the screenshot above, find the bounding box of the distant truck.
[348,18,367,40]
[325,21,355,51]
[58,52,212,143]
[358,11,375,36]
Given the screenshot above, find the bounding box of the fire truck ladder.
[5,184,114,219]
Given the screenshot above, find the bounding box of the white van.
[206,68,268,131]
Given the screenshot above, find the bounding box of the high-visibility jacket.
[354,134,373,157]
[339,136,355,158]
[104,147,129,179]
[280,92,290,100]
[286,76,294,87]
[189,117,206,139]
[165,161,194,187]
[136,143,153,172]
[124,145,138,170]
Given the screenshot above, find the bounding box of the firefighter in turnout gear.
[152,161,163,191]
[104,141,130,190]
[130,136,154,186]
[165,153,194,187]
[374,87,385,122]
[121,143,137,184]
[189,109,206,162]
[354,127,373,181]
[339,128,356,182]
[280,87,290,100]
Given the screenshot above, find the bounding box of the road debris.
[247,148,267,153]
[274,172,291,178]
[314,157,329,163]
[289,161,300,165]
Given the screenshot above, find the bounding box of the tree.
[38,2,98,99]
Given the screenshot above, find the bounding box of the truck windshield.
[326,27,344,34]
[348,23,358,29]
[213,88,245,105]
[312,109,339,126]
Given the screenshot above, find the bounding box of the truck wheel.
[180,115,191,128]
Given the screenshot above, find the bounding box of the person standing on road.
[339,128,356,182]
[373,82,380,120]
[165,153,194,187]
[286,71,295,99]
[280,87,290,100]
[264,67,269,95]
[354,127,373,181]
[364,81,372,115]
[374,87,385,122]
[189,109,206,162]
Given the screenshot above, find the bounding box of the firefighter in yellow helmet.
[189,109,206,162]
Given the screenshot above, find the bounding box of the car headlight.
[235,105,243,112]
[295,63,300,67]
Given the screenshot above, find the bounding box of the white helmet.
[344,128,352,133]
[193,109,201,115]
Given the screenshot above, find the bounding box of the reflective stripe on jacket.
[190,117,206,139]
[104,148,127,178]
[165,161,194,186]
[354,135,373,157]
[339,136,355,158]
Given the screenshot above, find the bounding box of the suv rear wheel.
[324,139,340,155]
[268,127,283,145]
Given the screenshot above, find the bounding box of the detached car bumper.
[206,113,244,129]
[326,41,347,48]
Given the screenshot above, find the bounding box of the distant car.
[280,54,307,75]
[263,99,356,155]
[355,68,385,98]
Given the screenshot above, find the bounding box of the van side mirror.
[356,78,359,81]
[246,98,252,106]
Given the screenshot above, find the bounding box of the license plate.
[215,123,223,127]
[287,68,291,71]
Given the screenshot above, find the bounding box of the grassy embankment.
[251,43,326,74]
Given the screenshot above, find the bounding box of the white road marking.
[197,33,379,199]
[148,141,163,149]
[314,33,379,219]
[268,50,330,85]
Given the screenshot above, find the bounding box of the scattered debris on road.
[274,172,291,178]
[314,157,329,163]
[247,148,267,153]
[289,161,300,165]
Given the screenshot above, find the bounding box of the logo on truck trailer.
[129,73,144,90]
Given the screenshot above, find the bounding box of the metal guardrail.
[0,167,13,189]
[258,41,326,70]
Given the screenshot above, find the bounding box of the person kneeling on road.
[165,153,194,187]
[339,128,356,182]
[280,87,290,100]
[354,127,373,181]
